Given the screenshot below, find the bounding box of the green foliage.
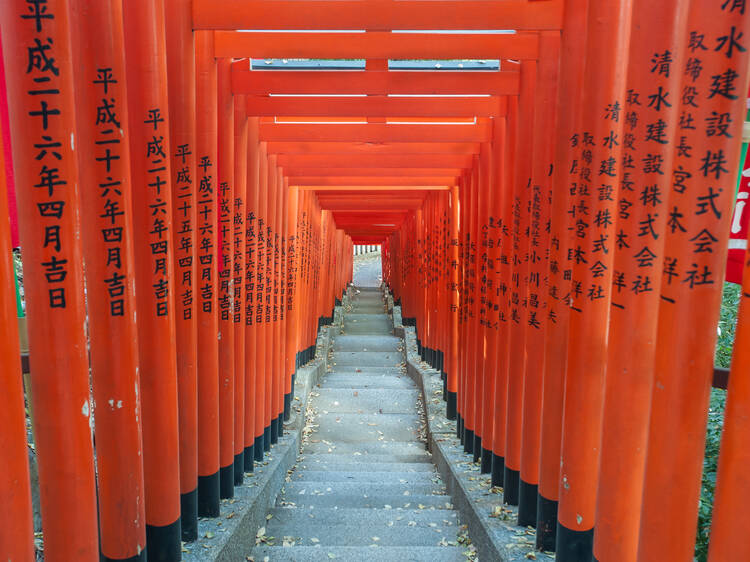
[696,282,740,561]
[696,388,726,562]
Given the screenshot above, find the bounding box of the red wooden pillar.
[518,31,560,527]
[592,2,688,560]
[536,0,589,550]
[0,83,34,562]
[164,0,199,541]
[0,2,99,558]
[488,114,509,488]
[217,57,235,498]
[711,156,750,562]
[70,1,147,558]
[556,2,632,559]
[232,92,248,484]
[254,140,269,460]
[505,60,536,506]
[266,154,279,445]
[475,141,492,468]
[447,183,460,420]
[274,167,287,436]
[123,0,183,554]
[195,29,220,517]
[491,95,518,489]
[638,4,750,560]
[244,117,260,470]
[285,185,300,420]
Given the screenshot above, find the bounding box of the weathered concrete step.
[314,413,421,442]
[313,389,419,414]
[332,335,401,351]
[262,522,458,547]
[277,492,452,510]
[291,471,439,484]
[321,376,414,390]
[324,365,406,375]
[250,546,468,561]
[282,481,443,497]
[342,315,392,334]
[298,453,431,466]
[302,440,428,456]
[292,462,436,473]
[267,507,458,528]
[331,351,402,367]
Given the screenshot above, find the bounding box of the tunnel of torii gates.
[1,0,750,561]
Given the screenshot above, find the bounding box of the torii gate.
[1,1,749,562]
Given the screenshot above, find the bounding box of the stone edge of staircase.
[183,313,340,562]
[385,287,552,562]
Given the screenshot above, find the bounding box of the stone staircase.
[250,287,467,561]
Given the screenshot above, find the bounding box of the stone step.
[289,462,436,473]
[301,440,428,456]
[332,335,401,351]
[297,453,431,466]
[324,365,406,375]
[314,413,421,443]
[291,471,440,484]
[313,389,419,414]
[268,506,457,528]
[343,315,392,334]
[320,375,414,390]
[282,482,444,500]
[262,522,458,547]
[277,492,453,510]
[330,351,403,367]
[250,546,468,561]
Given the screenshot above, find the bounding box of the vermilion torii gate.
[1,1,749,561]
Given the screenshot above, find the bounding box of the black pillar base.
[233,452,244,486]
[480,448,493,474]
[517,479,538,527]
[491,454,504,488]
[458,414,463,441]
[270,418,279,444]
[473,434,482,463]
[464,428,474,454]
[102,549,148,562]
[145,518,181,562]
[219,464,234,499]
[536,494,558,552]
[263,426,271,451]
[503,467,520,505]
[446,391,457,420]
[254,435,264,461]
[284,392,292,421]
[197,472,220,517]
[555,522,594,562]
[180,488,198,542]
[244,445,255,473]
[278,413,285,437]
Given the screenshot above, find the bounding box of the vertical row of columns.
[0,3,351,560]
[382,3,750,561]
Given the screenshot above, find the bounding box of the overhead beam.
[267,142,480,155]
[316,189,435,196]
[277,153,471,168]
[233,69,519,96]
[246,95,504,117]
[214,30,539,60]
[259,122,492,143]
[291,176,456,186]
[301,185,449,192]
[285,167,464,177]
[193,1,564,30]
